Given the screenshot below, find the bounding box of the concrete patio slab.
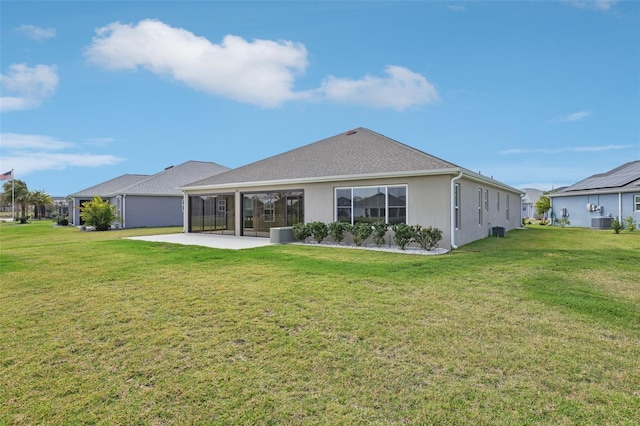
[126,233,272,250]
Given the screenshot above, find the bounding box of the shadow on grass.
[521,273,640,332]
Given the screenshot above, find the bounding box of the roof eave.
[550,186,640,197]
[180,168,523,194]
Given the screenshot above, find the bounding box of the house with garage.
[180,128,523,249]
[68,161,230,228]
[548,160,640,229]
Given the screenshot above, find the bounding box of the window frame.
[635,195,640,212]
[334,184,408,225]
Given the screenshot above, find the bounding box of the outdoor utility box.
[591,217,612,229]
[492,226,505,238]
[270,226,296,244]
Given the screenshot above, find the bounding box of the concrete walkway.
[126,233,272,250]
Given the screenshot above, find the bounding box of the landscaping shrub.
[307,221,329,243]
[293,222,311,242]
[611,218,623,234]
[56,216,68,226]
[413,225,443,250]
[392,223,414,250]
[371,221,388,246]
[624,216,637,232]
[557,217,570,228]
[351,222,373,246]
[79,196,118,231]
[328,221,351,244]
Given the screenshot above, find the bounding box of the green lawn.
[1,221,639,425]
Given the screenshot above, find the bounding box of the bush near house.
[79,196,118,231]
[624,216,637,232]
[327,221,351,244]
[307,221,329,243]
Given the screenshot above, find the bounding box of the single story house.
[68,161,230,228]
[549,160,640,229]
[521,187,544,219]
[180,128,523,249]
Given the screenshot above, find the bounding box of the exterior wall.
[69,197,92,226]
[121,195,183,228]
[453,177,521,247]
[551,192,640,228]
[183,174,522,250]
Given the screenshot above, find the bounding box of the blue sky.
[1,0,639,196]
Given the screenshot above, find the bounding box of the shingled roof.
[184,128,459,188]
[68,174,150,198]
[68,161,230,198]
[556,160,640,194]
[120,161,230,196]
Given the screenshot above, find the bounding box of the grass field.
[1,221,639,425]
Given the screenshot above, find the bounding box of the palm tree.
[30,190,53,219]
[1,179,29,222]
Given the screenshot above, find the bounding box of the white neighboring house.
[68,161,230,228]
[549,161,640,229]
[521,188,544,219]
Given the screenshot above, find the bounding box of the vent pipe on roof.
[345,130,357,136]
[165,165,174,170]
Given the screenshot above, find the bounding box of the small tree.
[307,221,329,243]
[611,218,623,234]
[79,196,118,231]
[624,216,637,232]
[328,221,350,244]
[371,221,388,246]
[392,223,414,250]
[535,194,551,221]
[351,222,373,246]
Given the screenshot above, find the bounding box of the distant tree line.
[1,179,54,223]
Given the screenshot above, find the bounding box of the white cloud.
[0,133,124,176]
[318,65,440,110]
[1,133,74,150]
[499,144,633,155]
[551,110,592,123]
[85,19,439,110]
[16,24,56,40]
[566,0,619,11]
[447,5,468,12]
[0,64,59,112]
[85,19,309,108]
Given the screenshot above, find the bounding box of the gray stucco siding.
[122,195,183,228]
[454,177,522,247]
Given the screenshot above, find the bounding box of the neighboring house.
[521,188,544,219]
[549,160,640,228]
[68,161,230,228]
[180,128,523,249]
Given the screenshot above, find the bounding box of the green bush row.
[293,221,443,250]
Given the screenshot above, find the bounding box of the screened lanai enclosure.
[188,190,304,237]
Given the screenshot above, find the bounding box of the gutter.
[450,171,463,249]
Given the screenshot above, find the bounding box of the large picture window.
[335,185,406,224]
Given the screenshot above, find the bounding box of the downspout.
[122,194,126,229]
[618,192,622,220]
[450,171,463,249]
[183,192,188,233]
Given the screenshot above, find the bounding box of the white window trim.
[335,184,408,225]
[635,195,640,212]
